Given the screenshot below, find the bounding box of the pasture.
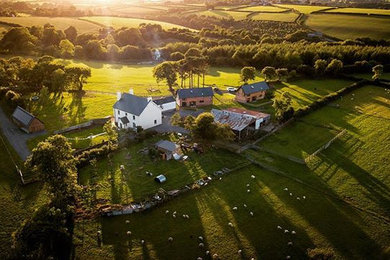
[275,4,332,14]
[250,12,299,22]
[195,10,250,20]
[0,17,102,33]
[79,16,191,30]
[325,7,390,16]
[73,84,390,260]
[236,5,287,13]
[306,14,390,40]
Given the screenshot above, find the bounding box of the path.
[0,106,46,161]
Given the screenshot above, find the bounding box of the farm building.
[113,90,162,130]
[152,96,176,112]
[211,108,270,140]
[11,106,45,133]
[235,81,270,103]
[155,140,180,160]
[176,87,214,107]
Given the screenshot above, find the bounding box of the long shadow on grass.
[68,92,87,126]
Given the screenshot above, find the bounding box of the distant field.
[275,4,332,14]
[108,5,165,16]
[0,24,10,34]
[251,12,299,22]
[196,10,250,20]
[80,16,191,30]
[237,5,287,12]
[325,7,390,15]
[306,14,390,40]
[0,17,102,33]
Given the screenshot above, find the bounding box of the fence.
[54,116,111,134]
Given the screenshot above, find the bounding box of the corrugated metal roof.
[226,108,270,120]
[177,87,213,99]
[211,109,256,132]
[240,81,269,95]
[12,106,34,127]
[113,93,149,116]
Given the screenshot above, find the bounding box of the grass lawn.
[0,17,103,33]
[275,4,332,14]
[79,16,191,30]
[250,12,299,22]
[352,73,390,81]
[237,5,287,12]
[257,85,390,216]
[306,14,390,40]
[78,134,248,203]
[0,131,47,259]
[325,7,390,16]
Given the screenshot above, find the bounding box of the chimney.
[117,92,122,101]
[147,96,152,102]
[129,89,134,95]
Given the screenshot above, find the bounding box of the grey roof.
[155,140,178,152]
[211,109,255,132]
[177,87,213,99]
[119,116,129,124]
[113,93,150,116]
[153,96,175,105]
[240,81,269,95]
[12,106,35,127]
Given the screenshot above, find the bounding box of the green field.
[0,17,103,33]
[237,5,287,13]
[275,4,332,14]
[353,73,390,80]
[251,12,299,22]
[72,85,390,260]
[195,10,250,20]
[80,16,191,30]
[306,14,390,40]
[325,7,390,16]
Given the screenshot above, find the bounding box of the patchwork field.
[73,84,390,260]
[325,7,390,16]
[79,16,191,30]
[195,10,250,20]
[0,17,103,33]
[306,14,390,40]
[236,5,287,13]
[275,4,332,14]
[250,12,299,22]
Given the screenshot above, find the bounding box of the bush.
[5,90,24,108]
[135,130,158,143]
[307,247,335,260]
[0,87,10,98]
[76,143,117,168]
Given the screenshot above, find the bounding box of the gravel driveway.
[0,106,46,161]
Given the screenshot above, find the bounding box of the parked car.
[226,87,237,92]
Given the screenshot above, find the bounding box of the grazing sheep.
[288,242,293,246]
[238,249,242,254]
[246,184,250,187]
[289,193,293,196]
[182,214,186,218]
[125,220,130,224]
[198,236,204,241]
[97,230,102,235]
[141,240,145,245]
[284,187,288,191]
[251,175,255,179]
[277,225,282,230]
[212,253,219,259]
[247,189,251,193]
[250,211,254,216]
[205,250,210,255]
[126,231,132,236]
[168,237,173,242]
[297,197,300,200]
[286,256,291,259]
[233,207,238,211]
[197,257,203,260]
[243,204,247,208]
[303,196,306,199]
[284,229,289,233]
[291,231,296,235]
[199,243,204,248]
[228,222,234,227]
[173,211,177,215]
[165,210,169,214]
[172,214,176,218]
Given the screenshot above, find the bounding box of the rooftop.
[226,108,270,120]
[12,106,37,127]
[177,87,214,99]
[155,140,179,153]
[239,81,269,95]
[113,93,150,116]
[211,109,256,132]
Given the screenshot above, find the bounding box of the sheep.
[277,225,282,230]
[288,242,293,246]
[284,229,289,233]
[165,210,169,214]
[97,230,102,235]
[205,250,210,255]
[125,220,130,224]
[247,189,251,193]
[197,257,203,260]
[198,236,204,241]
[251,175,256,179]
[126,231,132,236]
[289,193,293,196]
[249,211,254,216]
[199,243,204,248]
[302,196,306,199]
[182,214,186,218]
[297,197,300,200]
[212,253,219,259]
[233,207,238,211]
[168,237,173,242]
[286,256,291,259]
[172,214,176,218]
[291,231,296,235]
[173,211,177,215]
[228,222,234,227]
[141,240,145,245]
[246,184,250,187]
[238,249,242,254]
[284,187,288,191]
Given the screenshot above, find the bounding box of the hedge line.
[76,143,118,169]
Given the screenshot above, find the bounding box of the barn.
[11,106,45,133]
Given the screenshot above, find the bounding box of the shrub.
[76,143,117,168]
[5,90,24,108]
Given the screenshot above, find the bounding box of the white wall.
[114,108,137,130]
[138,102,162,129]
[160,101,176,112]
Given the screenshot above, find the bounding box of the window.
[118,110,120,115]
[125,113,127,116]
[133,115,136,120]
[154,120,157,124]
[199,100,204,103]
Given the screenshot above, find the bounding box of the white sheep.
[247,189,251,193]
[303,196,306,199]
[284,187,288,191]
[141,240,145,244]
[286,256,291,259]
[172,214,176,218]
[182,214,186,218]
[284,229,289,233]
[277,225,282,230]
[233,207,238,211]
[197,257,203,260]
[198,236,204,241]
[168,237,173,242]
[297,197,300,200]
[212,253,219,259]
[199,243,204,248]
[243,204,247,208]
[97,230,102,235]
[246,184,250,187]
[126,231,131,236]
[165,210,169,214]
[251,175,255,179]
[289,193,293,196]
[125,220,130,224]
[205,250,210,255]
[288,241,293,246]
[228,222,234,227]
[173,211,177,215]
[291,231,296,235]
[238,249,242,254]
[250,211,254,216]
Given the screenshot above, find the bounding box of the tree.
[59,39,75,58]
[64,25,77,43]
[272,92,294,122]
[314,59,327,75]
[240,66,256,84]
[153,61,177,93]
[0,27,37,53]
[65,65,91,91]
[191,113,234,141]
[261,66,277,81]
[50,68,67,92]
[325,59,343,75]
[170,112,183,126]
[372,64,383,80]
[103,120,118,146]
[25,135,78,199]
[276,68,289,82]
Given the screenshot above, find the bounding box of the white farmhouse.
[113,91,162,130]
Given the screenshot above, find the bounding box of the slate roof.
[239,81,269,95]
[12,106,36,127]
[155,140,178,153]
[153,96,175,105]
[177,87,213,99]
[113,93,150,116]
